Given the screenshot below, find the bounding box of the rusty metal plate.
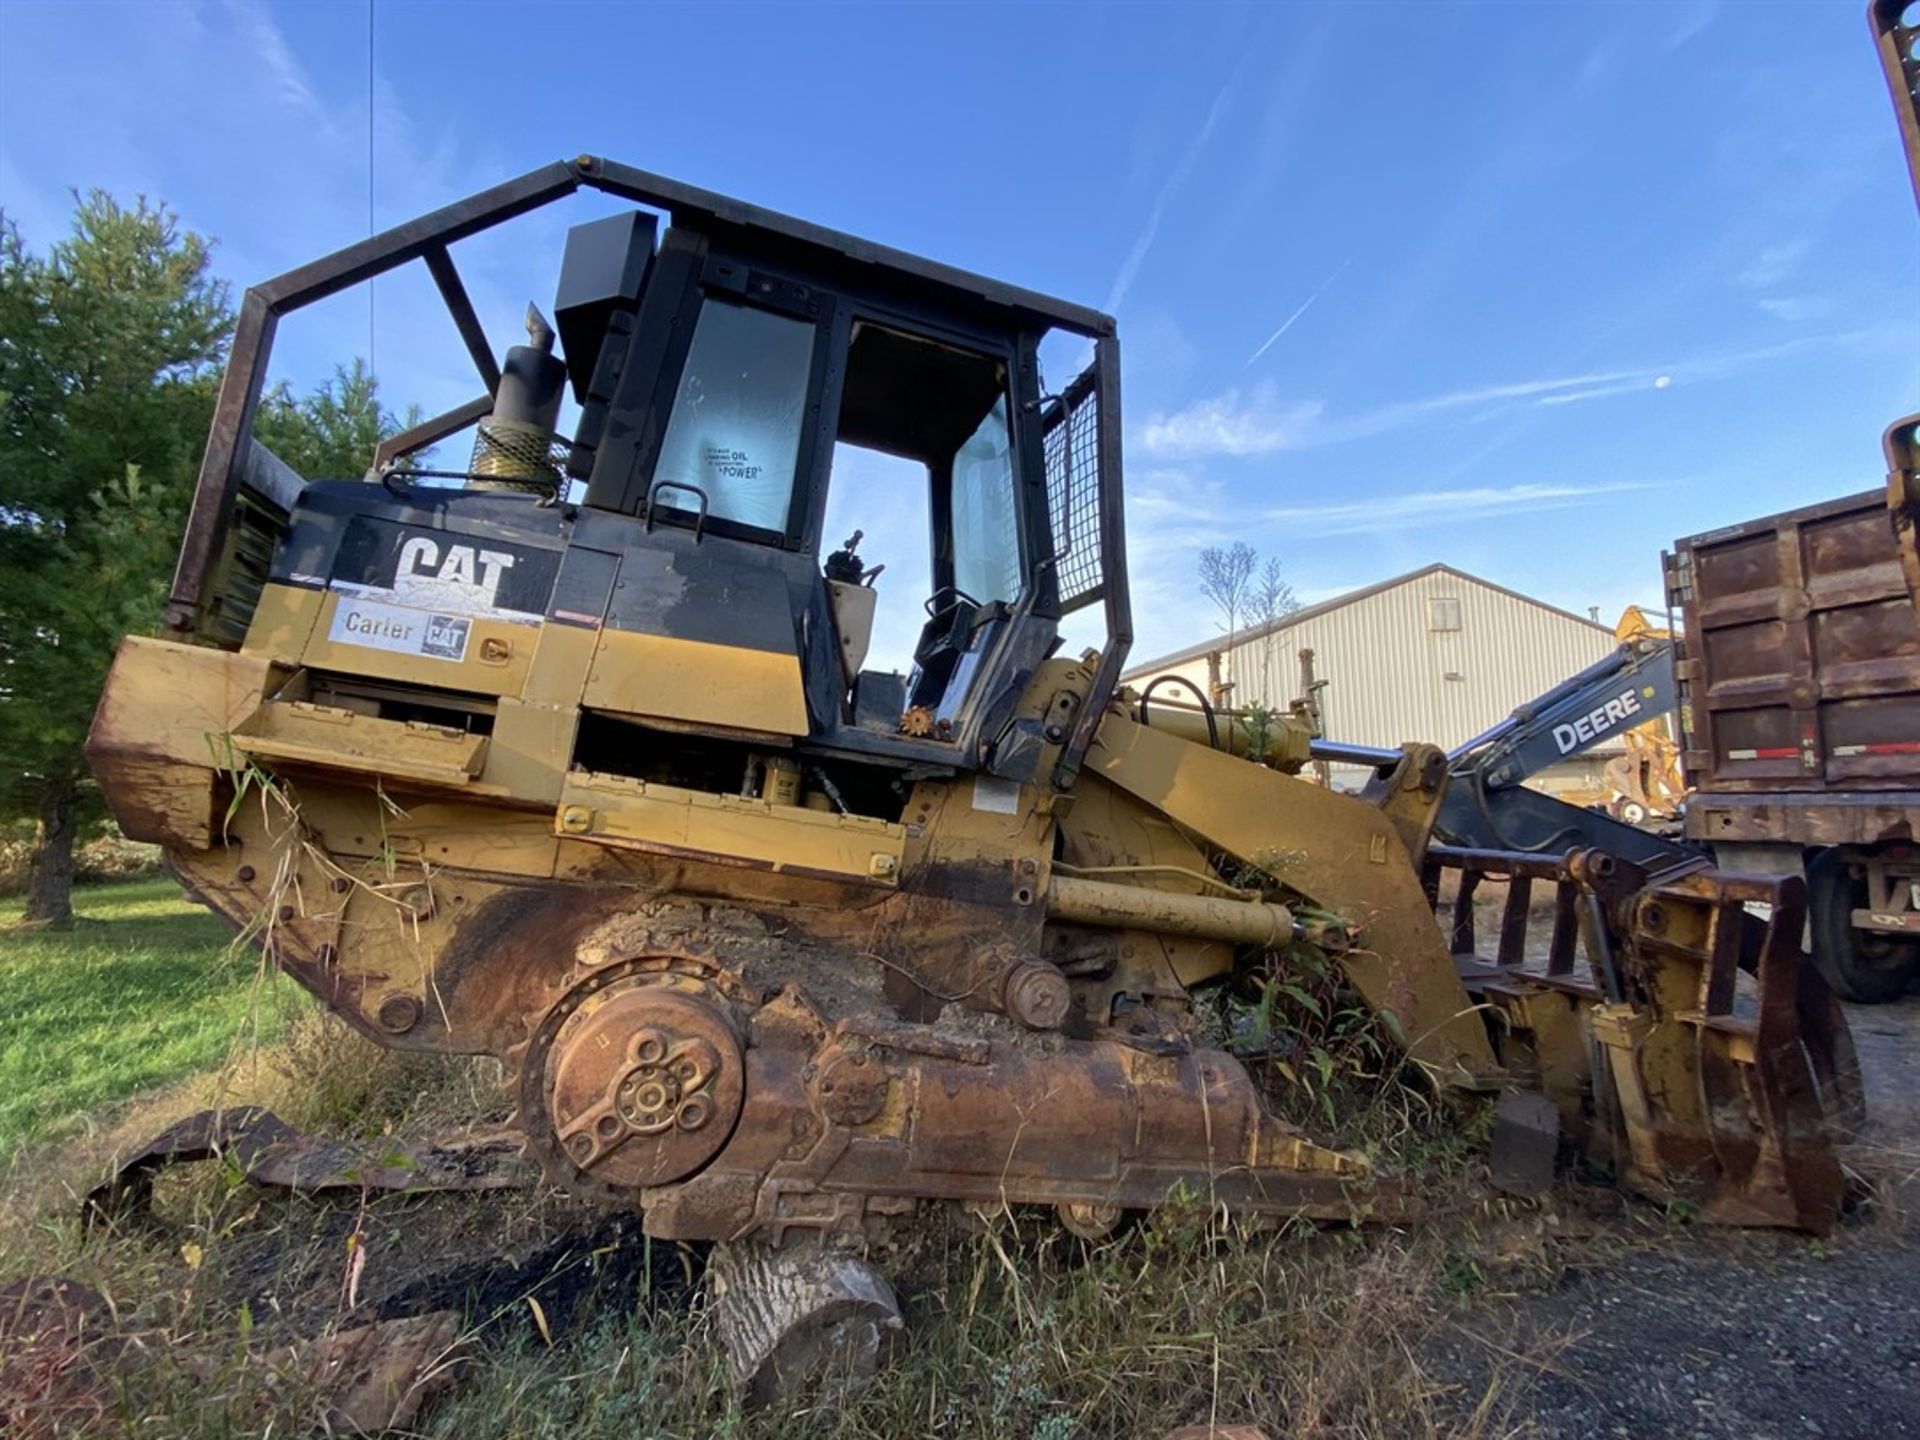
[85,1107,535,1224]
[1669,489,1920,796]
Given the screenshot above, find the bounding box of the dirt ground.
[1846,987,1920,1147]
[1428,874,1919,1436]
[83,990,1914,1440]
[1436,1225,1920,1439]
[1431,986,1920,1440]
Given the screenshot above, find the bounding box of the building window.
[1429,597,1463,632]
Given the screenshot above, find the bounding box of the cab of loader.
[557,206,1098,766]
[164,157,1130,820]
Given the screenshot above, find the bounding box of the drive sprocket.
[512,955,754,1201]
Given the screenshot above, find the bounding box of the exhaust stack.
[469,304,567,490]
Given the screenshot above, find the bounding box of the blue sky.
[2,0,1915,669]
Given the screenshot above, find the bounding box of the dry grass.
[0,881,1594,1439]
[0,1004,1583,1439]
[412,1203,1576,1440]
[0,1011,514,1435]
[0,1005,495,1250]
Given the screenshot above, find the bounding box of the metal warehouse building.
[1122,563,1621,791]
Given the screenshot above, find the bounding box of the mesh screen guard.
[1042,371,1105,613]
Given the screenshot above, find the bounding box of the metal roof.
[1122,562,1613,680]
[576,157,1117,339]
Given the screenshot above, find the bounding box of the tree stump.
[707,1240,903,1410]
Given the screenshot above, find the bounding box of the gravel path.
[1435,990,1920,1440]
[1443,1227,1920,1439]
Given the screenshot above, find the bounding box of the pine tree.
[0,194,231,925]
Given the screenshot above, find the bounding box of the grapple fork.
[1425,844,1863,1232]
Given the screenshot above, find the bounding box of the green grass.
[0,877,299,1154]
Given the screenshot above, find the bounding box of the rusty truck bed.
[1667,489,1920,846]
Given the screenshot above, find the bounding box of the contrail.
[1105,49,1255,315]
[1245,258,1350,368]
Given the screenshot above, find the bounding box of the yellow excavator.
[1601,609,1686,827]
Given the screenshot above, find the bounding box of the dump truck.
[1667,491,1920,1001]
[1626,1,1920,1006]
[85,157,1860,1381]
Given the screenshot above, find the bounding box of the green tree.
[0,194,232,926]
[253,357,423,480]
[2,195,426,928]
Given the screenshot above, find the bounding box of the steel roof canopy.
[167,155,1113,631]
[579,157,1115,339]
[252,155,1114,340]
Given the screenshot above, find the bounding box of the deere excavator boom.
[1435,634,1689,870]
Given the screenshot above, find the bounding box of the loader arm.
[1433,637,1701,870]
[1085,700,1855,1231]
[1088,711,1501,1087]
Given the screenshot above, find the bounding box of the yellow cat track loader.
[89,158,1857,1289]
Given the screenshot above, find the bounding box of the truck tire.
[1806,849,1920,1004]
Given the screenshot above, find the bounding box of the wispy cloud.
[1093,468,1244,663]
[231,0,326,117]
[1138,371,1648,459]
[1338,370,1656,429]
[1217,10,1340,238]
[1732,239,1835,323]
[1138,387,1325,459]
[1534,376,1671,407]
[1736,239,1811,291]
[0,0,549,427]
[1099,467,1666,660]
[1138,331,1887,460]
[1754,295,1828,323]
[1245,259,1350,368]
[1660,0,1720,53]
[1262,482,1651,538]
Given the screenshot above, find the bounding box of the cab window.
[652,297,814,533]
[949,394,1020,604]
[827,319,1022,600]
